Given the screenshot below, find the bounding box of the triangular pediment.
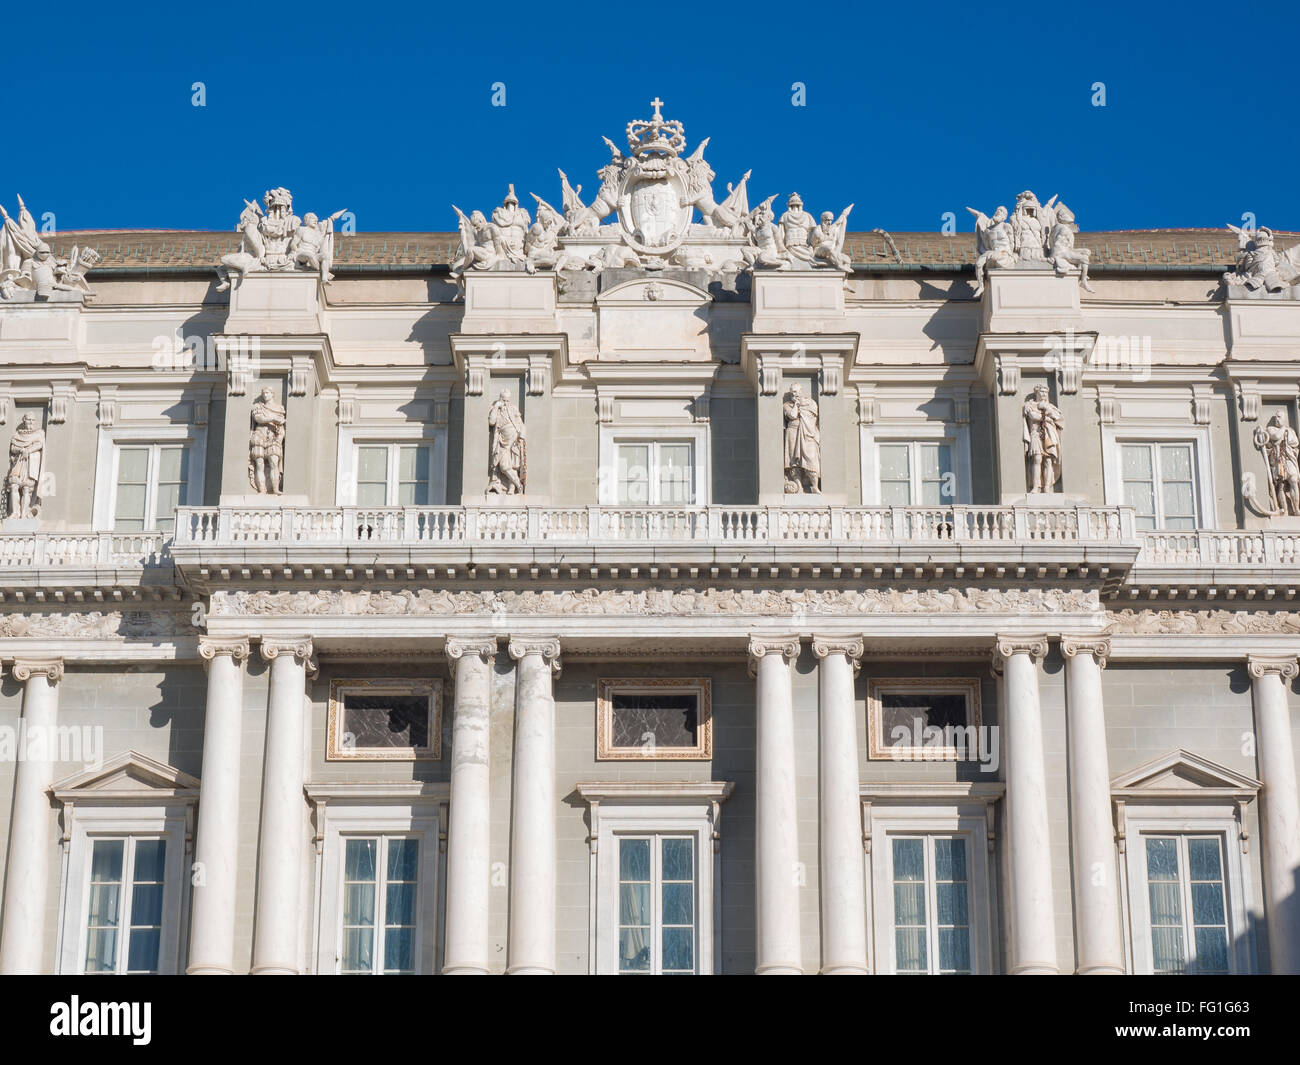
[51,750,200,800]
[1111,749,1260,797]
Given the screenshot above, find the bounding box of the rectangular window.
[618,836,696,974]
[340,836,420,975]
[113,445,188,533]
[83,837,166,974]
[615,441,696,505]
[867,679,982,761]
[355,444,431,507]
[890,835,971,974]
[1121,442,1198,530]
[597,679,712,760]
[1145,835,1230,974]
[327,679,441,761]
[878,441,953,506]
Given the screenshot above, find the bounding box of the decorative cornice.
[12,657,65,683]
[198,636,251,664]
[1060,635,1110,669]
[811,635,864,676]
[1247,654,1299,681]
[747,635,800,677]
[508,637,561,675]
[445,635,499,675]
[260,637,318,676]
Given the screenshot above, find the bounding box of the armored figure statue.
[214,188,346,290]
[1010,190,1055,261]
[1254,411,1300,516]
[486,391,526,495]
[778,193,817,265]
[783,383,822,493]
[1023,384,1064,493]
[5,412,45,519]
[491,185,531,264]
[967,205,1015,297]
[1224,226,1300,293]
[248,387,286,495]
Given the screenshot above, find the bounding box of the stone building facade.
[1,107,1299,975]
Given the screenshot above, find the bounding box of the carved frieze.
[1105,609,1300,635]
[0,610,198,640]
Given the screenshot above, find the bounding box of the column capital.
[446,635,499,675]
[993,635,1049,670]
[1060,635,1110,669]
[11,657,64,683]
[260,637,318,677]
[198,636,251,665]
[748,635,800,677]
[508,637,561,675]
[1248,654,1299,681]
[811,635,864,676]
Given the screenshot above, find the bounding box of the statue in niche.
[1023,384,1064,493]
[783,383,821,494]
[5,412,45,519]
[967,204,1015,297]
[1254,411,1300,516]
[486,390,526,495]
[248,387,286,495]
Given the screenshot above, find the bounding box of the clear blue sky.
[11,0,1298,235]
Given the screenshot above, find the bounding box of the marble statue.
[5,412,45,519]
[1010,190,1056,262]
[742,197,788,270]
[215,188,345,291]
[1046,202,1093,292]
[1254,411,1300,516]
[450,188,533,290]
[527,194,597,273]
[810,207,853,270]
[248,387,286,495]
[486,391,526,495]
[783,383,821,493]
[0,196,100,301]
[778,193,817,263]
[967,205,1015,296]
[1023,384,1064,493]
[491,186,531,264]
[1224,226,1300,293]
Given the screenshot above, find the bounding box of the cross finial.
[650,96,664,120]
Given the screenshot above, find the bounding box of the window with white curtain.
[1141,834,1232,974]
[112,443,189,533]
[888,835,972,974]
[615,440,695,505]
[339,836,421,974]
[1120,442,1198,529]
[82,836,169,974]
[354,443,431,506]
[617,835,697,974]
[877,441,954,506]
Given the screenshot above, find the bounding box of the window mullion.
[376,837,389,974]
[651,837,663,975]
[1179,836,1198,974]
[118,837,135,975]
[925,838,939,974]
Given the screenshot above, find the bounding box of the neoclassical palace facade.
[1,105,1299,976]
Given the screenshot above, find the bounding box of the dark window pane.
[343,694,430,749]
[126,927,161,973]
[610,693,698,749]
[132,839,166,882]
[879,692,969,746]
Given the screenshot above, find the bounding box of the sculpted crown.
[626,97,686,158]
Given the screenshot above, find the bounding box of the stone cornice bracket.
[526,354,548,396]
[12,657,65,683]
[755,354,780,397]
[996,357,1020,397]
[1247,654,1299,681]
[1060,635,1111,669]
[991,635,1049,675]
[811,635,865,677]
[508,637,561,677]
[747,635,800,678]
[198,636,251,667]
[464,354,486,397]
[260,637,318,678]
[445,635,499,676]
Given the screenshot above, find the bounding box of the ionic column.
[251,637,315,975]
[1061,636,1124,975]
[188,637,251,975]
[443,636,498,975]
[749,636,802,975]
[995,636,1058,974]
[0,658,63,974]
[506,637,560,975]
[1247,654,1300,975]
[812,636,867,974]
